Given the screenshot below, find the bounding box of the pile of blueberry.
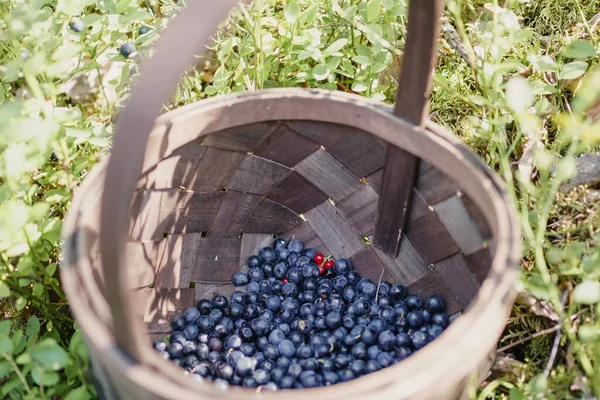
[153,238,451,390]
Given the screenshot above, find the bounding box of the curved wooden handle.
[99,0,443,361]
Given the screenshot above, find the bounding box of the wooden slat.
[349,246,394,283]
[226,154,292,194]
[416,167,460,205]
[463,247,492,284]
[366,168,384,194]
[144,288,195,333]
[207,191,262,238]
[191,237,242,282]
[239,233,274,272]
[336,184,379,236]
[434,195,485,255]
[327,129,388,178]
[194,283,238,303]
[370,236,429,286]
[136,142,205,189]
[201,121,278,152]
[405,212,460,265]
[281,221,332,255]
[295,148,363,202]
[255,124,321,167]
[154,233,201,288]
[406,272,462,315]
[434,253,480,309]
[244,198,303,233]
[124,241,160,288]
[408,190,431,221]
[304,200,366,259]
[284,120,349,148]
[265,172,329,214]
[171,192,224,234]
[462,194,492,239]
[188,146,246,192]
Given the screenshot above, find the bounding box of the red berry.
[324,260,334,269]
[314,253,324,265]
[281,277,288,284]
[318,264,325,275]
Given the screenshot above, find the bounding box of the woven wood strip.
[284,120,349,148]
[464,247,492,284]
[239,233,274,272]
[265,172,329,214]
[186,146,246,192]
[206,191,262,238]
[434,195,485,255]
[405,211,460,265]
[336,184,379,236]
[255,124,321,167]
[408,189,431,221]
[194,283,238,304]
[200,121,279,152]
[327,129,388,178]
[281,221,332,255]
[366,168,383,194]
[154,233,201,288]
[190,237,242,282]
[370,236,429,285]
[406,272,462,315]
[124,241,159,289]
[434,253,480,309]
[295,148,363,202]
[349,247,394,282]
[462,194,492,239]
[144,288,195,335]
[304,200,367,259]
[136,142,205,190]
[416,166,460,205]
[225,154,292,194]
[171,192,225,234]
[244,198,303,233]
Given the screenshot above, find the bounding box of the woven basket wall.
[60,1,522,399]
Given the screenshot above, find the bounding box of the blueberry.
[357,316,370,326]
[259,280,273,294]
[232,271,248,286]
[347,270,360,284]
[212,295,228,310]
[377,352,393,367]
[429,324,444,339]
[259,247,277,263]
[343,333,357,347]
[279,376,295,388]
[314,316,327,331]
[230,303,245,319]
[171,315,186,331]
[299,370,318,387]
[208,337,223,352]
[225,335,242,350]
[267,329,285,346]
[262,296,279,313]
[254,351,266,364]
[261,263,274,277]
[318,285,332,298]
[395,332,411,348]
[243,304,259,320]
[242,376,257,388]
[367,345,381,361]
[245,290,259,303]
[405,294,423,309]
[370,303,381,315]
[300,303,315,318]
[377,295,393,307]
[397,346,413,360]
[390,284,407,301]
[119,42,137,58]
[378,330,396,351]
[334,353,352,369]
[361,281,377,298]
[296,343,312,359]
[407,310,425,328]
[209,309,223,322]
[379,306,396,324]
[270,367,284,384]
[421,310,432,324]
[343,315,356,330]
[248,255,263,268]
[339,369,355,382]
[217,363,234,380]
[296,255,311,267]
[279,309,295,323]
[286,267,301,283]
[167,343,183,358]
[170,331,187,345]
[287,239,304,253]
[365,359,381,373]
[235,357,257,377]
[263,344,279,360]
[195,343,209,360]
[277,248,290,261]
[282,282,298,297]
[271,280,284,293]
[184,354,200,368]
[273,339,294,358]
[273,261,289,279]
[182,340,197,355]
[350,359,366,376]
[411,330,431,349]
[287,251,300,266]
[368,318,387,334]
[325,311,342,329]
[353,298,371,316]
[183,324,199,340]
[361,328,377,346]
[299,290,317,303]
[298,319,314,335]
[432,313,450,328]
[301,262,319,279]
[240,343,256,357]
[153,340,167,352]
[139,25,151,35]
[277,356,292,370]
[248,268,264,283]
[351,342,367,359]
[332,275,348,291]
[196,316,215,333]
[323,371,340,385]
[288,363,303,378]
[231,291,245,305]
[69,18,85,32]
[334,259,352,275]
[314,344,329,358]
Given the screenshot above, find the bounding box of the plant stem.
[4,353,31,393]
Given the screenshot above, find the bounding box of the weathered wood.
[281,221,332,255]
[144,288,195,332]
[405,212,460,265]
[244,199,303,233]
[434,195,485,255]
[255,124,321,167]
[188,146,246,192]
[327,129,388,178]
[239,233,274,272]
[464,247,492,284]
[366,168,384,194]
[226,154,291,194]
[336,184,379,236]
[191,237,242,282]
[136,142,206,189]
[408,189,431,221]
[349,246,394,282]
[406,272,462,315]
[201,121,279,152]
[434,253,480,309]
[295,148,363,202]
[206,191,262,238]
[194,283,238,303]
[124,241,160,288]
[171,192,224,234]
[370,236,429,286]
[266,172,329,214]
[154,233,201,288]
[462,194,492,239]
[304,200,366,259]
[284,120,348,148]
[416,166,460,205]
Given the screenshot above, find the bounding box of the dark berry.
[333,259,351,275]
[171,315,185,331]
[367,345,381,360]
[301,262,320,279]
[243,304,259,320]
[235,357,256,377]
[407,310,425,328]
[259,247,277,263]
[297,319,314,335]
[245,291,259,303]
[303,248,317,259]
[261,263,274,277]
[212,295,228,309]
[274,238,287,250]
[353,298,371,315]
[377,352,393,367]
[184,354,200,368]
[139,25,151,35]
[395,332,411,348]
[365,359,381,373]
[167,343,183,358]
[69,18,85,32]
[286,267,301,284]
[248,255,263,268]
[183,324,198,340]
[273,261,289,279]
[248,268,264,283]
[411,330,431,349]
[196,316,215,333]
[263,344,279,360]
[296,344,312,359]
[282,282,298,297]
[422,310,432,324]
[378,330,396,351]
[361,281,377,298]
[182,340,197,355]
[268,329,286,346]
[323,371,340,385]
[389,284,407,301]
[208,309,223,322]
[279,376,295,388]
[287,239,304,253]
[325,311,342,329]
[277,248,290,261]
[379,306,396,324]
[405,294,423,309]
[339,369,355,382]
[377,295,393,307]
[347,270,360,284]
[230,303,244,319]
[432,313,450,328]
[154,340,167,352]
[429,324,444,339]
[343,315,356,330]
[231,291,245,305]
[208,337,223,352]
[251,318,270,336]
[368,318,387,334]
[119,42,137,58]
[397,346,413,360]
[333,275,348,291]
[361,328,377,346]
[350,359,366,376]
[240,342,256,357]
[231,271,248,286]
[195,343,209,360]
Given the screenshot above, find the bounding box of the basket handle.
[100,0,444,361]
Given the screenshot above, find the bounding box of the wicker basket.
[60,0,522,399]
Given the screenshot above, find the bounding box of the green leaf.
[528,374,547,394]
[561,61,588,80]
[0,282,10,299]
[298,4,318,25]
[324,38,348,54]
[562,39,597,59]
[533,55,558,72]
[573,281,600,304]
[30,339,69,371]
[65,386,92,400]
[26,316,40,340]
[284,0,301,23]
[366,0,382,22]
[312,64,331,81]
[44,189,69,204]
[45,263,57,277]
[0,361,12,377]
[65,128,91,139]
[506,76,533,112]
[31,368,60,386]
[0,336,13,355]
[0,321,10,337]
[351,81,368,93]
[352,55,370,65]
[56,0,95,16]
[509,388,525,400]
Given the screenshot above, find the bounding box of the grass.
[1,0,600,398]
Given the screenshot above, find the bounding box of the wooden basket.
[60,0,522,399]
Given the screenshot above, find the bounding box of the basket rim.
[61,88,522,399]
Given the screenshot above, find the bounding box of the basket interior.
[80,119,495,341]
